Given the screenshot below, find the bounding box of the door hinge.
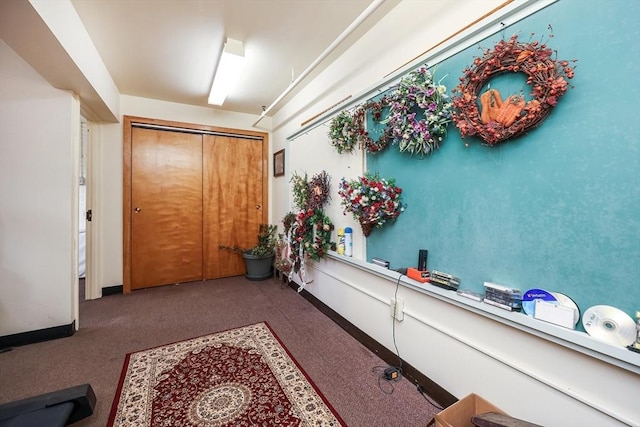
[86,209,92,222]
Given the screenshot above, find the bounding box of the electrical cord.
[370,365,401,395]
[372,272,406,395]
[416,384,444,410]
[387,270,444,413]
[391,272,403,371]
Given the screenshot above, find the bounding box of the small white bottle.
[344,227,353,257]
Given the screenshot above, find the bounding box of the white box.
[534,299,575,329]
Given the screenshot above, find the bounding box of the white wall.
[308,259,639,426]
[270,1,640,426]
[0,40,79,335]
[3,0,636,423]
[90,95,269,292]
[271,0,504,227]
[28,0,120,121]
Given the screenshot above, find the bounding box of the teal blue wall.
[366,0,640,327]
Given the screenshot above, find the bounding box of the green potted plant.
[219,224,278,281]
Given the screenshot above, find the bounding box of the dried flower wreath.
[452,30,576,146]
[352,97,392,153]
[328,97,392,154]
[328,111,359,154]
[293,209,334,262]
[307,170,331,211]
[385,66,453,156]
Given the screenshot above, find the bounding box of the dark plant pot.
[242,252,275,281]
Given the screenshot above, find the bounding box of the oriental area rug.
[107,322,345,426]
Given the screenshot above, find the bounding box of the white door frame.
[84,120,101,300]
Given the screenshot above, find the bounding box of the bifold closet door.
[131,127,203,289]
[203,135,264,279]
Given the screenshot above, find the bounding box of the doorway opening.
[78,117,88,300]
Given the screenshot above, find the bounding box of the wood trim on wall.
[123,117,133,294]
[122,116,269,293]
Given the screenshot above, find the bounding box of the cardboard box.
[434,393,507,427]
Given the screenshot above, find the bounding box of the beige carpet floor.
[0,276,439,426]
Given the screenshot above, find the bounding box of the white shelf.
[327,252,640,374]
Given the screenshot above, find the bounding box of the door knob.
[256,205,261,209]
[134,207,141,213]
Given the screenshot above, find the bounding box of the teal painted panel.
[366,0,640,329]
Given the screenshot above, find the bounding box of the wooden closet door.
[203,135,264,279]
[131,128,203,289]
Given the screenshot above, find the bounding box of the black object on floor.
[0,384,96,427]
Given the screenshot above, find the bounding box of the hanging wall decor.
[328,97,392,155]
[353,97,393,154]
[307,170,331,211]
[273,148,285,177]
[338,173,405,237]
[452,29,576,146]
[290,171,310,210]
[291,209,334,262]
[328,110,359,154]
[284,171,335,291]
[385,65,453,157]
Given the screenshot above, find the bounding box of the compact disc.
[582,305,636,347]
[551,292,580,326]
[522,288,558,316]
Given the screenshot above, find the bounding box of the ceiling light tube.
[208,38,245,105]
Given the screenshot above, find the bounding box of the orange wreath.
[452,31,576,146]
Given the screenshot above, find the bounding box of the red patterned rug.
[107,322,345,426]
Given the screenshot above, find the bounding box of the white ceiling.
[69,0,400,117]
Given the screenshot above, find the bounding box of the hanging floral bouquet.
[290,171,310,210]
[338,173,405,237]
[385,65,453,156]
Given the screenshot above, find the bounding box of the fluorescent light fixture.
[208,38,245,105]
